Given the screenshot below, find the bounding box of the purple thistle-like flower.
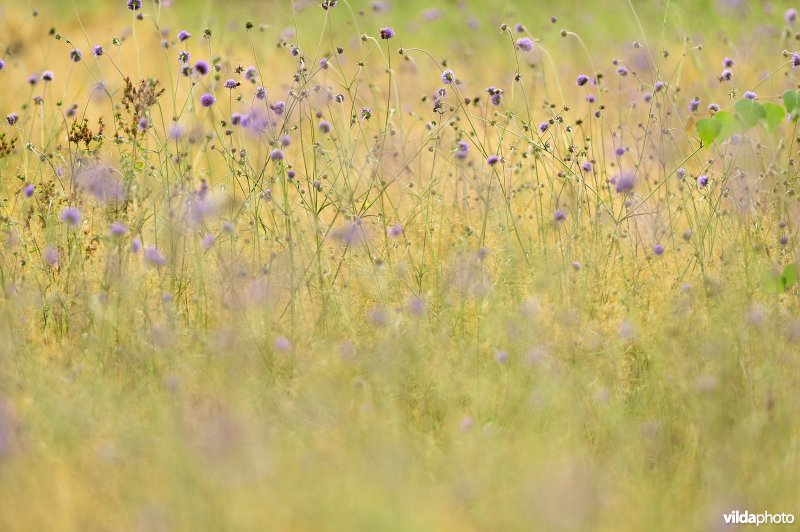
[613,170,636,194]
[652,244,664,256]
[743,91,757,100]
[143,246,167,266]
[274,336,292,352]
[388,224,403,238]
[7,113,18,126]
[0,59,5,71]
[455,140,469,160]
[138,117,148,131]
[379,27,395,39]
[131,238,141,253]
[127,0,142,10]
[110,222,128,237]
[200,93,216,107]
[615,147,626,156]
[720,69,733,81]
[723,57,734,68]
[793,53,800,68]
[486,86,503,106]
[245,66,258,82]
[516,37,533,52]
[319,120,331,133]
[231,113,242,126]
[616,65,629,76]
[23,184,34,197]
[59,206,82,227]
[92,45,104,57]
[178,50,190,63]
[689,97,700,112]
[44,246,59,267]
[576,74,590,86]
[553,209,567,222]
[708,103,720,113]
[581,161,593,172]
[194,60,210,76]
[70,49,83,62]
[178,30,191,42]
[224,79,238,89]
[270,149,284,161]
[77,166,125,203]
[787,8,797,25]
[270,101,286,116]
[41,71,54,82]
[202,233,215,249]
[441,69,455,85]
[539,121,549,133]
[654,81,666,92]
[697,175,709,188]
[487,155,500,166]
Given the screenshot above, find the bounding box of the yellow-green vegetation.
[0,1,799,530]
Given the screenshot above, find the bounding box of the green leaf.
[696,118,721,146]
[762,103,785,133]
[734,99,765,129]
[782,263,799,291]
[783,89,800,117]
[715,111,744,141]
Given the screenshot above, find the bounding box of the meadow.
[0,0,799,530]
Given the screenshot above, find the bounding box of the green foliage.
[761,264,799,294]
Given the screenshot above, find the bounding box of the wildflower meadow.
[0,0,799,530]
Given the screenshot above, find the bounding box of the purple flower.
[270,149,284,161]
[6,113,18,126]
[708,103,720,113]
[92,45,104,57]
[495,351,509,364]
[138,117,148,131]
[697,175,709,188]
[59,206,82,227]
[743,91,756,100]
[110,222,128,237]
[224,79,238,89]
[27,74,38,86]
[143,246,167,266]
[76,166,124,202]
[194,60,210,76]
[455,140,469,160]
[0,59,5,71]
[688,97,700,112]
[23,184,34,197]
[676,168,686,180]
[270,101,286,116]
[576,74,590,86]
[245,67,258,82]
[231,113,242,126]
[127,0,142,10]
[539,121,549,133]
[486,86,503,106]
[200,93,216,107]
[131,238,142,253]
[202,233,215,249]
[379,27,395,39]
[487,155,500,166]
[553,209,567,222]
[616,66,629,76]
[388,224,403,238]
[615,147,626,156]
[720,69,732,81]
[654,81,666,92]
[41,71,54,82]
[178,50,190,63]
[723,57,734,68]
[178,30,191,42]
[44,246,59,267]
[70,49,82,62]
[319,120,331,133]
[516,37,533,52]
[274,336,292,352]
[787,8,797,25]
[793,53,800,68]
[652,244,664,256]
[441,69,455,85]
[613,170,636,194]
[255,86,266,100]
[581,161,593,172]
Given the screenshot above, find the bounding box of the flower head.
[576,74,590,86]
[379,27,395,39]
[143,246,167,266]
[70,49,83,62]
[127,0,142,10]
[441,69,455,85]
[200,93,216,107]
[92,45,104,57]
[59,206,82,227]
[516,37,533,52]
[194,60,210,76]
[178,30,191,42]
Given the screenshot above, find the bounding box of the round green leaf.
[696,118,721,146]
[733,99,765,129]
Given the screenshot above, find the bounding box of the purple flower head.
[708,103,720,113]
[553,209,567,222]
[270,101,286,116]
[319,120,331,133]
[455,140,469,160]
[194,60,210,76]
[110,222,128,237]
[676,167,686,180]
[723,57,734,68]
[689,97,700,112]
[200,93,216,107]
[130,238,141,253]
[576,74,590,86]
[178,30,191,42]
[516,37,534,52]
[653,81,666,92]
[720,69,732,81]
[388,224,403,238]
[41,71,54,82]
[495,351,509,364]
[70,49,83,62]
[224,79,238,89]
[255,86,266,100]
[613,170,636,194]
[245,67,258,82]
[793,53,800,68]
[92,45,104,57]
[143,246,167,266]
[539,121,549,133]
[652,244,664,256]
[274,336,292,352]
[27,74,38,86]
[270,149,284,161]
[581,161,593,172]
[616,65,629,76]
[587,94,596,103]
[23,184,34,197]
[697,175,709,188]
[441,69,455,85]
[514,23,525,33]
[59,206,82,227]
[202,233,215,249]
[6,113,18,126]
[178,50,190,63]
[44,246,59,267]
[379,27,395,39]
[743,91,756,100]
[76,166,124,202]
[487,155,500,166]
[280,135,291,147]
[127,0,142,10]
[168,122,185,139]
[0,59,5,71]
[643,93,653,103]
[787,8,797,25]
[615,147,626,156]
[486,86,503,106]
[231,113,242,126]
[138,117,148,131]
